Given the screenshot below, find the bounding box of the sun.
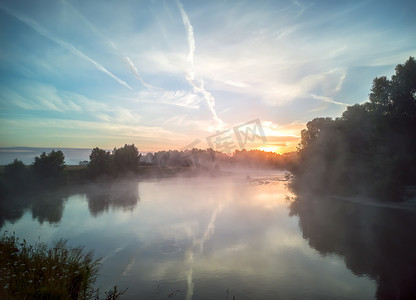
[257,146,280,153]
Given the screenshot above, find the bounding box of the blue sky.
[0,0,415,153]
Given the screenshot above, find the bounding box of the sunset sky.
[0,0,415,153]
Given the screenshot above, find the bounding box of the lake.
[4,171,415,299]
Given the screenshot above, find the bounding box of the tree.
[87,148,112,178]
[113,144,140,174]
[4,159,28,182]
[291,57,416,201]
[298,117,334,152]
[3,159,31,191]
[32,150,65,180]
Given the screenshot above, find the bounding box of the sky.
[0,0,415,154]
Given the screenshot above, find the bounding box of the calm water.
[1,172,382,299]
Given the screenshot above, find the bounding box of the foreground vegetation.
[0,232,125,300]
[290,57,416,201]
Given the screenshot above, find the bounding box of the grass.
[0,232,125,300]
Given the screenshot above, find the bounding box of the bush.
[0,232,126,300]
[0,232,99,299]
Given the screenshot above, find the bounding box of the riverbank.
[332,193,416,212]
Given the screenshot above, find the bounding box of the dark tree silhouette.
[4,159,29,184]
[87,147,113,178]
[86,144,141,178]
[291,57,416,201]
[32,150,65,180]
[113,144,140,174]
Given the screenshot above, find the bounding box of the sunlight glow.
[257,146,280,153]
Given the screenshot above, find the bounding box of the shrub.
[0,232,100,299]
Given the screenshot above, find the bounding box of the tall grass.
[0,232,119,299]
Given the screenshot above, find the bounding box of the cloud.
[0,4,132,90]
[310,94,349,106]
[290,0,309,18]
[0,117,186,149]
[1,0,414,150]
[0,82,147,128]
[175,0,225,129]
[261,120,304,138]
[1,84,82,112]
[63,0,157,90]
[223,80,250,88]
[124,57,155,89]
[175,0,195,68]
[115,89,202,109]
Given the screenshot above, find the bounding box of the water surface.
[2,173,377,299]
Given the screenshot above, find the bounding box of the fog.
[1,172,381,300]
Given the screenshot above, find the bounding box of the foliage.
[87,148,113,178]
[0,232,127,299]
[0,232,100,300]
[86,144,140,178]
[291,57,416,201]
[1,151,66,194]
[146,148,296,170]
[3,159,30,191]
[32,150,66,180]
[113,144,140,174]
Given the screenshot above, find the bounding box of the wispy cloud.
[115,90,202,109]
[1,0,414,149]
[0,117,187,149]
[63,0,157,90]
[175,0,224,129]
[124,57,155,89]
[175,0,195,68]
[0,5,132,90]
[310,94,349,106]
[1,84,82,112]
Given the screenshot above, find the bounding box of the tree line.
[141,148,295,170]
[0,144,142,196]
[1,143,295,196]
[289,57,416,201]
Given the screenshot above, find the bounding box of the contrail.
[310,94,349,106]
[175,0,195,68]
[124,57,155,89]
[0,4,132,90]
[63,0,156,90]
[175,0,225,129]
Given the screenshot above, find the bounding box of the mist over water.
[1,171,383,299]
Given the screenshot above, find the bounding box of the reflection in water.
[0,189,68,227]
[2,175,377,300]
[0,179,140,227]
[289,192,416,300]
[184,204,224,300]
[84,180,140,216]
[31,193,66,224]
